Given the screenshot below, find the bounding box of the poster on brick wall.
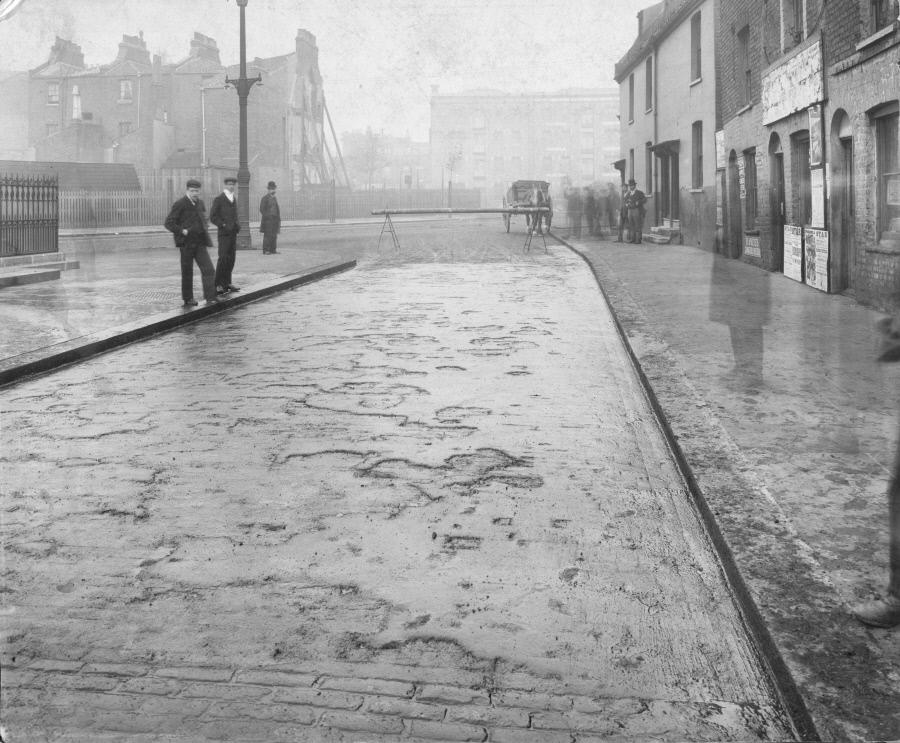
[804,228,829,292]
[784,225,803,282]
[744,234,761,258]
[811,168,825,227]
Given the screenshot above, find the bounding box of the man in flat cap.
[259,181,281,254]
[210,176,241,295]
[164,178,217,306]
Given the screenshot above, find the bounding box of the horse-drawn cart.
[502,180,552,233]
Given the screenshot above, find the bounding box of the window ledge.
[866,241,900,255]
[117,99,133,104]
[856,23,898,51]
[689,77,702,88]
[737,103,753,116]
[46,102,59,106]
[744,229,760,236]
[689,188,704,193]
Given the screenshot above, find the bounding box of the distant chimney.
[295,29,319,74]
[47,37,85,69]
[189,32,221,64]
[117,33,151,65]
[637,9,645,35]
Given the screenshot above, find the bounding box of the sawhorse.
[377,212,401,251]
[523,227,548,253]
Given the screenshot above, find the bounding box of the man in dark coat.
[259,181,281,254]
[209,176,241,294]
[164,178,217,306]
[623,178,647,244]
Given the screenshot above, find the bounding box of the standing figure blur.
[607,183,621,241]
[594,188,608,235]
[569,187,583,238]
[210,176,241,295]
[584,187,596,238]
[624,178,647,244]
[260,181,281,254]
[853,322,900,627]
[165,178,217,307]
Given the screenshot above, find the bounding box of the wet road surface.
[1,222,796,741]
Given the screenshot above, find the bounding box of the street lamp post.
[225,0,261,250]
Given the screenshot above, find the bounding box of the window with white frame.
[628,73,635,121]
[47,82,59,104]
[119,79,133,102]
[690,12,702,81]
[645,57,653,111]
[692,121,704,188]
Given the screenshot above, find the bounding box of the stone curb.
[0,258,356,388]
[551,232,821,743]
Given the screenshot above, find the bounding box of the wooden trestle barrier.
[371,207,552,253]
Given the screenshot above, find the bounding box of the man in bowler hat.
[623,178,647,244]
[259,181,281,254]
[165,178,217,306]
[210,176,241,294]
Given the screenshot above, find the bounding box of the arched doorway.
[727,150,743,258]
[830,110,855,292]
[768,133,785,271]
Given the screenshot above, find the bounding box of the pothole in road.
[442,535,483,552]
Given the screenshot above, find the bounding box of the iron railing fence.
[0,173,59,256]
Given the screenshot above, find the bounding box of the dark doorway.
[769,134,785,271]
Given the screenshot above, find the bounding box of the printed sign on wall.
[744,235,761,258]
[762,40,824,125]
[784,225,803,282]
[716,130,726,171]
[804,228,829,292]
[811,168,825,228]
[808,105,823,166]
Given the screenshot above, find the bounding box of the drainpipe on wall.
[652,40,659,227]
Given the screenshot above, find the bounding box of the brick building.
[717,0,899,306]
[429,88,620,207]
[23,29,338,195]
[615,0,719,250]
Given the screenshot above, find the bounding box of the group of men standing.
[561,180,647,243]
[164,177,282,307]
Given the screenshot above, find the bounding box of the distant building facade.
[615,0,719,250]
[429,88,620,206]
[22,29,340,194]
[0,71,32,159]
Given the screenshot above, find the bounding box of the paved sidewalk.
[559,232,900,742]
[2,238,798,741]
[0,216,486,362]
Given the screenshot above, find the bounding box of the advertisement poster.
[744,235,761,258]
[811,168,825,227]
[762,40,823,124]
[716,130,726,170]
[808,105,822,166]
[888,175,900,206]
[804,228,829,292]
[784,225,803,282]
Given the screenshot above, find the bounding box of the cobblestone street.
[1,224,795,741]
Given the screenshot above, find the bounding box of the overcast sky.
[0,0,652,140]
